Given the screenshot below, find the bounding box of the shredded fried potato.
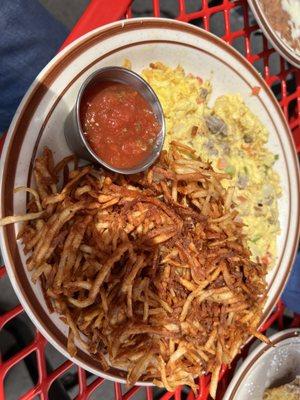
[1,142,268,397]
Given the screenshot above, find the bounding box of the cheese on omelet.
[142,62,281,267]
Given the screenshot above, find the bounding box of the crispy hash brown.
[2,142,268,398]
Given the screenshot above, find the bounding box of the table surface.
[0,1,299,399]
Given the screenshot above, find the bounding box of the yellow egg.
[142,62,281,267]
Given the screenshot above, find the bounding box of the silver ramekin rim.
[75,66,166,174]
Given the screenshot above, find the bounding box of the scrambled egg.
[142,62,281,267]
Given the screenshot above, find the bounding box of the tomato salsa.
[80,81,160,169]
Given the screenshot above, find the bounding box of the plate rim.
[0,17,299,384]
[247,0,300,68]
[223,328,300,400]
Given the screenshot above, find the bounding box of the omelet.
[142,62,281,267]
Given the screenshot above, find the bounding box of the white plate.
[248,0,300,68]
[223,329,300,400]
[0,18,299,384]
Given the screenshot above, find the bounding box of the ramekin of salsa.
[64,67,165,174]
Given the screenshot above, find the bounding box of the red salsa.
[80,82,160,169]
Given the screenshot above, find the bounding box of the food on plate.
[142,62,281,267]
[259,0,300,53]
[263,376,300,399]
[1,142,268,398]
[80,81,160,169]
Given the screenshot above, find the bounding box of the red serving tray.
[0,1,299,399]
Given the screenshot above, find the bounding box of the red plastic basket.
[0,1,299,399]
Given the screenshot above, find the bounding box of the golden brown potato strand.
[3,142,268,397]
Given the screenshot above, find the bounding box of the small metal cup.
[64,66,165,174]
